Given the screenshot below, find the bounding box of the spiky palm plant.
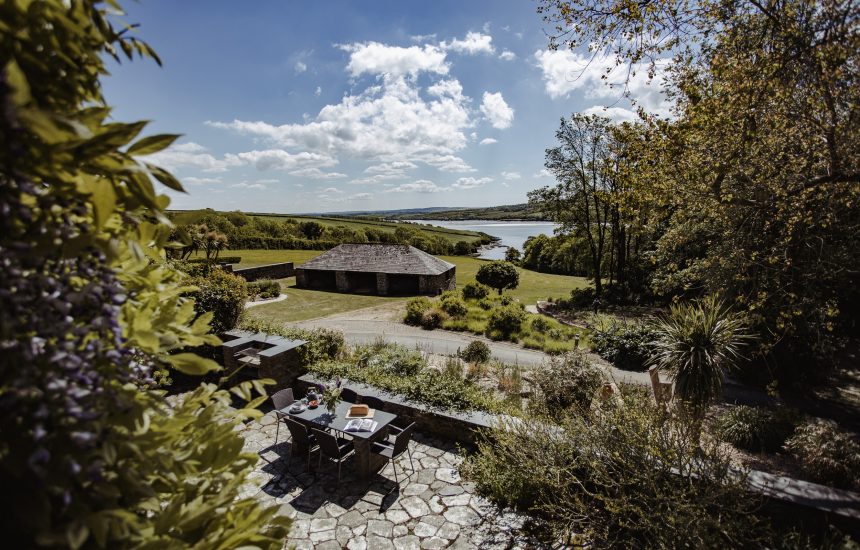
[648,296,754,411]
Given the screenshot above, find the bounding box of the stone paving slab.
[239,411,541,549]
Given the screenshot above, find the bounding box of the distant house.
[295,243,456,296]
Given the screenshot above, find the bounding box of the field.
[218,249,591,323]
[250,214,489,244]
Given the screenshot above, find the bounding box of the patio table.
[285,400,397,479]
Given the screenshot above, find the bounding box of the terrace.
[239,410,535,550]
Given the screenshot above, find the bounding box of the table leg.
[353,438,388,479]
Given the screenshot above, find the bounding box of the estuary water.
[413,220,560,260]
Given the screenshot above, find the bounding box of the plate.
[288,404,306,413]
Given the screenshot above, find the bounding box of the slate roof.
[296,244,455,276]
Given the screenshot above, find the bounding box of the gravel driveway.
[288,303,651,386]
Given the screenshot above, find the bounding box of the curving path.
[289,307,650,386]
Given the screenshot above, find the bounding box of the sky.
[103,0,671,213]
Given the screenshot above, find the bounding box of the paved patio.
[238,411,540,549]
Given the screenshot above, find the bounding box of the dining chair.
[359,394,385,410]
[340,387,358,403]
[371,422,416,486]
[271,388,295,445]
[311,428,355,484]
[284,417,318,472]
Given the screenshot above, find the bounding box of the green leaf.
[168,353,221,375]
[127,134,181,156]
[147,163,185,192]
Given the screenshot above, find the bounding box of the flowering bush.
[0,2,288,545]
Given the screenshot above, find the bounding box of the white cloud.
[352,192,372,200]
[315,86,322,96]
[479,138,498,145]
[452,176,492,189]
[255,178,280,184]
[295,61,307,73]
[365,161,417,174]
[209,74,471,170]
[442,32,494,55]
[501,171,521,180]
[183,176,222,186]
[227,149,338,171]
[322,187,343,194]
[533,50,672,117]
[480,92,514,129]
[289,167,348,179]
[499,50,516,61]
[410,33,437,42]
[148,142,242,173]
[421,155,475,173]
[581,105,639,123]
[230,181,268,190]
[534,168,553,178]
[386,180,445,193]
[340,42,448,78]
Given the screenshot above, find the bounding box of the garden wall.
[296,373,503,446]
[232,262,295,282]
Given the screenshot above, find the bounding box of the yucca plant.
[648,296,755,413]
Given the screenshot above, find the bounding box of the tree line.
[169,209,489,257]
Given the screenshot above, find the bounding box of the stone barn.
[295,244,456,296]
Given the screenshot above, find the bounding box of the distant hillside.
[387,203,548,221]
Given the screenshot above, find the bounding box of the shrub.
[476,261,520,295]
[404,297,432,325]
[247,279,280,300]
[462,281,491,300]
[308,345,510,413]
[487,305,526,337]
[532,351,605,415]
[461,393,774,548]
[784,420,860,490]
[591,319,659,371]
[477,297,495,310]
[530,316,552,333]
[714,405,800,452]
[442,357,465,379]
[420,308,447,329]
[440,296,468,318]
[496,364,523,395]
[187,256,242,264]
[187,268,248,333]
[460,340,492,363]
[499,294,515,306]
[355,344,424,376]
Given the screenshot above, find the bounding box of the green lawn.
[222,249,591,322]
[246,280,406,323]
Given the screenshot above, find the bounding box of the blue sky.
[104,0,669,213]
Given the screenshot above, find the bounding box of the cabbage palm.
[648,296,754,411]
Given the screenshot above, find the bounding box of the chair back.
[272,388,295,411]
[360,395,385,410]
[392,422,415,458]
[311,428,341,457]
[284,417,309,446]
[340,387,358,403]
